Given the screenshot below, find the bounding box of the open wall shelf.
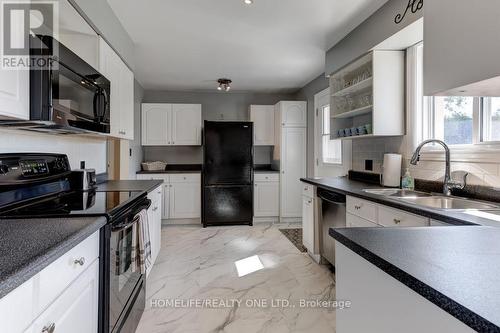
[329,50,406,140]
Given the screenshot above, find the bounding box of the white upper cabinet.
[142,103,202,146]
[276,101,307,127]
[142,104,171,145]
[171,104,202,145]
[98,37,134,140]
[0,68,29,120]
[250,105,275,146]
[58,0,99,69]
[0,11,29,120]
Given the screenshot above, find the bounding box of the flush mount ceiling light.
[217,78,232,92]
[243,0,253,5]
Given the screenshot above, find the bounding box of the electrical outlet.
[365,160,373,171]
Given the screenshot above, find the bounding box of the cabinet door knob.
[74,257,86,266]
[42,323,56,333]
[354,205,362,210]
[394,219,401,225]
[153,206,158,211]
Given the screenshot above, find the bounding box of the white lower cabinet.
[378,205,429,227]
[254,174,279,218]
[146,185,163,277]
[347,213,380,228]
[136,174,201,220]
[25,260,99,333]
[302,195,315,252]
[0,232,99,333]
[347,195,430,228]
[169,180,201,219]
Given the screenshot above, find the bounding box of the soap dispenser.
[401,168,415,190]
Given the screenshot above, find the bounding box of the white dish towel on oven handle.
[135,209,152,274]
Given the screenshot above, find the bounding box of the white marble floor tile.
[136,223,336,333]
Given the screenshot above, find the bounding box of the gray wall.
[325,0,422,75]
[141,90,296,165]
[424,0,500,95]
[294,74,330,177]
[130,80,144,176]
[69,0,135,69]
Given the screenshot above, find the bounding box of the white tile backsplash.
[352,137,500,187]
[0,129,107,173]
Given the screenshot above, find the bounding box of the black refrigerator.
[202,121,254,227]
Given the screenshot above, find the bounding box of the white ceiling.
[107,0,388,93]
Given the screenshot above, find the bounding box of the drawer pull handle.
[153,206,158,211]
[394,219,401,225]
[355,205,362,210]
[42,323,55,333]
[74,257,86,266]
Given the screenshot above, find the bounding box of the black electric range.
[0,153,148,333]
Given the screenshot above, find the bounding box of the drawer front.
[170,173,201,183]
[302,183,315,198]
[137,174,170,183]
[254,173,279,182]
[38,231,99,313]
[347,213,380,228]
[378,206,429,227]
[346,196,378,223]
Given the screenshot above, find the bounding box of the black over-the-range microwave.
[28,35,111,134]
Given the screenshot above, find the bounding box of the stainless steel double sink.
[362,189,500,210]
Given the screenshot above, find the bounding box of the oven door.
[108,214,143,332]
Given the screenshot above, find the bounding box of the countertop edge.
[300,178,476,226]
[0,217,107,299]
[329,228,499,332]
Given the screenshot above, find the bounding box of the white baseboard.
[279,217,302,223]
[162,218,201,225]
[307,251,321,264]
[253,217,279,223]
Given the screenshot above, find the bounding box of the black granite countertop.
[254,165,279,174]
[0,216,106,299]
[300,176,500,226]
[136,164,202,174]
[330,226,500,332]
[96,180,164,193]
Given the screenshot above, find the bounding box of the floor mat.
[279,228,307,253]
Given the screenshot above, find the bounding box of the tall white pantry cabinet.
[274,101,307,220]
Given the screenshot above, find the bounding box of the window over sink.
[410,42,500,149]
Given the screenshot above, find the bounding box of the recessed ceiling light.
[244,0,253,5]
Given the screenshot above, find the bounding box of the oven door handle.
[111,199,151,232]
[111,215,140,232]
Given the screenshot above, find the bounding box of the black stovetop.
[0,189,144,220]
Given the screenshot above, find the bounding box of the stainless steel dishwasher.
[317,188,346,266]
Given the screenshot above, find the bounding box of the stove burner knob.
[0,164,9,175]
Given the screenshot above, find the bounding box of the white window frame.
[314,88,351,177]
